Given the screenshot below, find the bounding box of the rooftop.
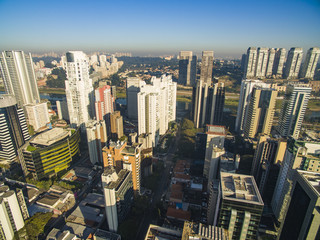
[104,168,131,191]
[166,207,191,221]
[182,221,229,240]
[144,224,182,240]
[206,125,226,136]
[220,172,264,205]
[298,170,320,195]
[94,229,121,240]
[30,128,70,147]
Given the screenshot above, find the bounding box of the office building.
[0,95,30,162]
[110,111,123,140]
[271,139,320,226]
[102,141,142,194]
[86,120,107,165]
[200,51,214,85]
[126,77,144,120]
[251,136,287,201]
[182,221,229,240]
[272,48,286,78]
[283,47,303,79]
[243,87,277,138]
[178,51,197,86]
[280,170,320,240]
[22,128,80,179]
[101,167,133,232]
[203,125,226,179]
[277,83,311,139]
[64,51,94,129]
[0,51,40,107]
[217,172,264,240]
[299,47,320,79]
[235,80,270,134]
[255,47,269,78]
[24,102,50,131]
[136,75,176,146]
[192,82,225,128]
[95,85,115,121]
[0,186,25,240]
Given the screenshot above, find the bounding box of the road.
[135,127,180,240]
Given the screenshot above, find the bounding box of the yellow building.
[22,128,80,180]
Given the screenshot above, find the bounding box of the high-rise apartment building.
[299,47,320,79]
[95,85,115,121]
[64,51,94,129]
[101,167,133,232]
[265,48,275,78]
[283,47,303,79]
[56,100,69,121]
[0,95,30,162]
[235,80,270,134]
[255,48,269,78]
[244,47,258,78]
[86,120,107,165]
[217,172,264,240]
[272,48,286,78]
[0,186,25,240]
[277,83,311,139]
[0,51,40,107]
[126,77,144,120]
[102,141,142,194]
[24,102,50,131]
[200,51,214,85]
[280,170,320,240]
[243,87,277,138]
[192,82,225,128]
[136,75,176,146]
[110,111,123,140]
[178,51,197,86]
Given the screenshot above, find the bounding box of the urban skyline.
[0,0,319,57]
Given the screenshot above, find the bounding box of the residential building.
[102,141,142,194]
[280,170,320,240]
[255,47,269,78]
[24,102,50,131]
[0,95,30,162]
[178,51,197,86]
[244,47,258,78]
[272,48,286,78]
[283,47,303,79]
[126,77,144,120]
[86,120,107,165]
[144,225,182,240]
[243,87,277,138]
[299,47,320,79]
[64,51,94,129]
[110,111,124,140]
[22,128,80,179]
[192,82,225,128]
[277,83,311,139]
[56,100,69,121]
[101,167,133,232]
[200,51,214,85]
[0,186,25,240]
[15,188,29,220]
[95,85,115,121]
[93,229,121,240]
[265,48,276,78]
[235,80,270,134]
[217,172,264,240]
[0,51,40,107]
[181,221,229,240]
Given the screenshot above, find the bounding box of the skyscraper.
[283,47,303,79]
[265,48,275,78]
[95,85,115,121]
[244,47,257,78]
[0,95,30,162]
[64,51,94,129]
[255,47,269,78]
[110,111,124,140]
[272,48,286,78]
[0,51,40,107]
[299,47,320,79]
[235,80,270,134]
[178,51,197,86]
[200,51,214,85]
[126,77,144,120]
[277,83,311,139]
[243,87,277,138]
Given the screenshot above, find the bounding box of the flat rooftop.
[206,125,226,136]
[298,170,320,195]
[145,224,182,240]
[220,172,264,205]
[30,128,70,146]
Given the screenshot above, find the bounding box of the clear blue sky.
[0,0,319,58]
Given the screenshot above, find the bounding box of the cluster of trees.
[118,56,179,71]
[46,68,67,88]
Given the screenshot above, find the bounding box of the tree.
[110,73,122,86]
[46,68,67,88]
[181,118,194,130]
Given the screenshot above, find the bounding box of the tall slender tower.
[0,51,40,107]
[299,47,320,79]
[243,87,277,138]
[64,51,94,129]
[265,48,276,78]
[278,83,311,139]
[200,51,214,85]
[244,47,257,78]
[272,48,286,78]
[95,85,115,121]
[283,48,303,79]
[178,51,197,86]
[255,47,269,78]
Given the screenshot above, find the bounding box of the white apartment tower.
[255,47,269,78]
[273,48,286,78]
[283,47,303,79]
[0,51,40,107]
[265,48,276,78]
[299,47,320,79]
[278,83,311,139]
[235,80,270,134]
[64,51,94,129]
[24,102,50,131]
[244,47,258,78]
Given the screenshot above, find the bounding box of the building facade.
[283,47,303,79]
[200,51,214,85]
[95,85,115,121]
[0,51,40,107]
[24,102,50,131]
[178,51,197,86]
[110,111,124,140]
[299,47,320,79]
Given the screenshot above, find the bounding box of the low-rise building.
[144,224,182,240]
[181,221,229,240]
